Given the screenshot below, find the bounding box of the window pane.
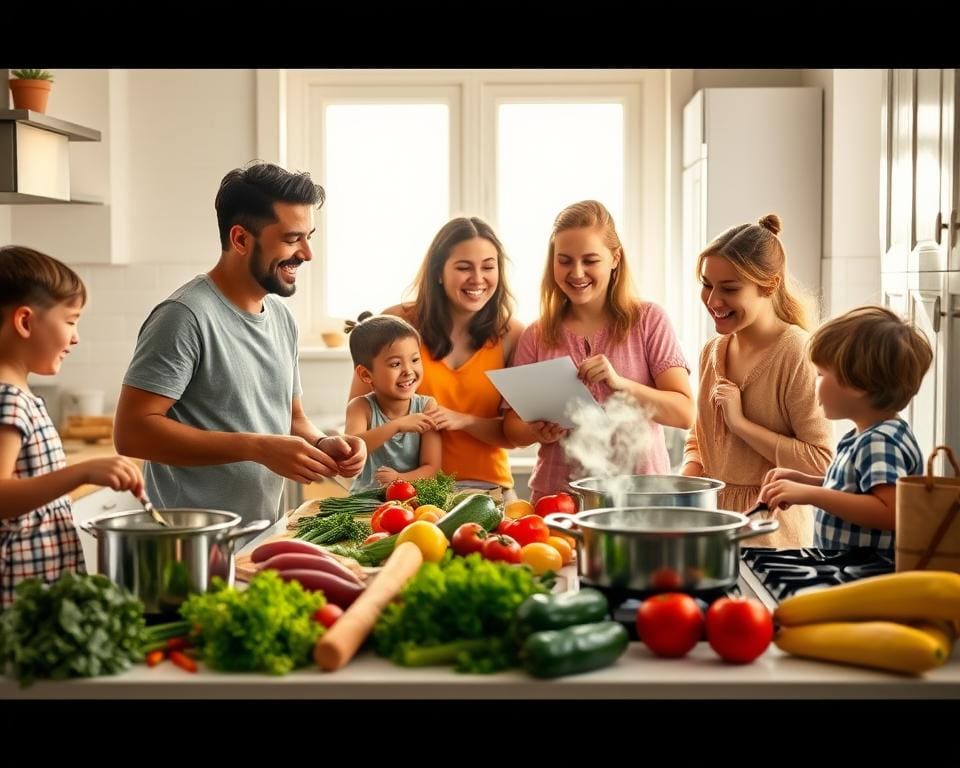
[497,103,624,323]
[324,104,449,319]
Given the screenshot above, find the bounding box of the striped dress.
[0,383,85,609]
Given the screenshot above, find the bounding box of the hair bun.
[344,310,374,335]
[758,214,782,236]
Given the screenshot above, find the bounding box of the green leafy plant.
[11,69,53,82]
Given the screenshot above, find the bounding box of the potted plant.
[9,69,54,113]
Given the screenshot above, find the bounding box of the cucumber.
[515,588,610,638]
[522,621,629,679]
[359,493,503,566]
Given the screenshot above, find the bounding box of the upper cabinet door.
[944,70,960,272]
[915,69,948,271]
[884,70,914,273]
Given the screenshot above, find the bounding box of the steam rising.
[561,392,655,508]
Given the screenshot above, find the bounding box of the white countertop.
[4,516,960,700]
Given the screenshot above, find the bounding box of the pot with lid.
[567,474,724,512]
[80,509,270,616]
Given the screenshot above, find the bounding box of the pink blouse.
[511,302,689,500]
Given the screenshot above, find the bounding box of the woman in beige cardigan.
[681,214,833,548]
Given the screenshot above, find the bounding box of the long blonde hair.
[539,200,641,348]
[695,213,810,330]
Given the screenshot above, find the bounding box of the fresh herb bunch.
[295,511,371,545]
[0,572,147,687]
[373,552,550,673]
[11,69,53,81]
[410,471,456,509]
[179,571,325,675]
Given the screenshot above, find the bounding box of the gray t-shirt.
[123,275,302,523]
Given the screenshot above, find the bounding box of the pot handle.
[565,487,585,512]
[219,518,271,544]
[731,518,779,542]
[78,519,98,538]
[544,512,583,542]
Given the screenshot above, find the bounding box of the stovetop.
[599,546,895,639]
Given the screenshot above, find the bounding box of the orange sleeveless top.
[418,338,513,488]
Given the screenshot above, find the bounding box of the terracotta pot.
[10,78,52,113]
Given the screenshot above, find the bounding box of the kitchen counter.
[3,516,960,700]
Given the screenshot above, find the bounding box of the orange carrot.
[169,650,198,673]
[314,541,424,671]
[145,650,165,667]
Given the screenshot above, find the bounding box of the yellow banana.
[775,621,951,675]
[775,570,960,626]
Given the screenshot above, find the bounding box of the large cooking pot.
[568,475,724,511]
[79,509,270,616]
[546,506,778,592]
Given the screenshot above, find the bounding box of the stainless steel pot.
[546,506,778,592]
[568,475,724,511]
[79,509,270,615]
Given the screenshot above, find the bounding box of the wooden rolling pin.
[314,541,424,671]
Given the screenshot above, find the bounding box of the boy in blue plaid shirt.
[760,306,932,552]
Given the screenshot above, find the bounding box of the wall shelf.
[0,109,101,141]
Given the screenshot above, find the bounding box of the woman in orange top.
[347,217,524,496]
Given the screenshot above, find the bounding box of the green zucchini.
[359,493,503,566]
[522,621,629,679]
[515,588,609,637]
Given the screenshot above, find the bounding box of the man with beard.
[114,162,365,523]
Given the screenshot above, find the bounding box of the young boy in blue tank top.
[344,313,440,490]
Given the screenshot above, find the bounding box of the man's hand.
[259,435,340,483]
[317,434,367,478]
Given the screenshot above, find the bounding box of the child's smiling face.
[30,297,83,376]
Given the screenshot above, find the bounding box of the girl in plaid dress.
[0,246,144,608]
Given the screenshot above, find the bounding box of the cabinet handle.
[936,211,945,245]
[933,295,941,333]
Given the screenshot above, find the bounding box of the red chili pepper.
[169,650,198,673]
[145,650,165,667]
[166,636,190,651]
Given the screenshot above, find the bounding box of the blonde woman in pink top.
[681,214,833,548]
[504,201,695,503]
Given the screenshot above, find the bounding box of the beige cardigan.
[683,326,833,548]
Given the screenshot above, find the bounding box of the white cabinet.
[71,487,139,571]
[880,69,960,273]
[680,87,823,375]
[881,271,960,471]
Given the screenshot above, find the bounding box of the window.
[281,71,651,343]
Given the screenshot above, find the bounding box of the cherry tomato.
[534,493,577,517]
[636,593,704,658]
[508,515,551,547]
[545,536,574,565]
[497,518,516,536]
[481,534,522,564]
[705,597,773,664]
[313,603,344,628]
[380,505,415,534]
[450,522,487,557]
[370,501,406,533]
[396,521,449,563]
[385,480,417,502]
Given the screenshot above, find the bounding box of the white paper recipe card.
[486,356,601,429]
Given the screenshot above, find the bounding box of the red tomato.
[636,593,705,658]
[705,597,773,664]
[370,501,405,533]
[380,505,415,534]
[649,566,683,592]
[362,532,389,546]
[385,480,417,502]
[313,603,344,628]
[508,515,550,547]
[534,493,577,517]
[450,522,487,557]
[497,518,516,536]
[481,534,522,564]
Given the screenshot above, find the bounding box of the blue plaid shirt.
[814,418,923,552]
